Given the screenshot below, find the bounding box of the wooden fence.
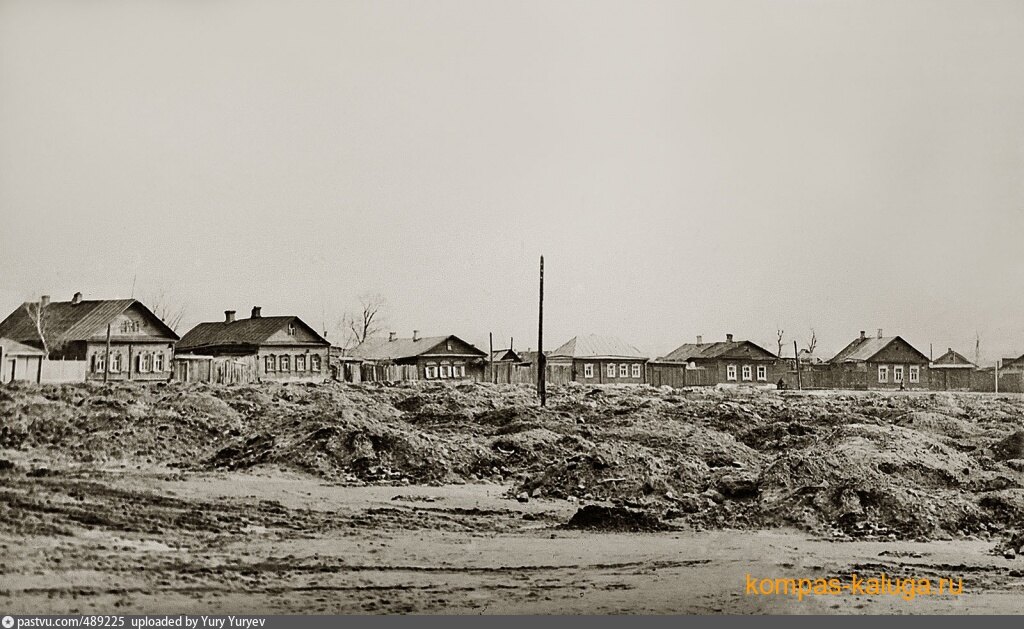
[173,355,259,384]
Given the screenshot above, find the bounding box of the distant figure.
[776,378,786,390]
[899,381,906,391]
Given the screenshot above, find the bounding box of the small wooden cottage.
[828,330,930,390]
[176,307,330,383]
[0,293,179,382]
[649,334,779,388]
[0,338,46,383]
[349,332,488,382]
[548,334,649,384]
[929,348,975,391]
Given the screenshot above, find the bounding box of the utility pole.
[793,340,802,391]
[995,360,1000,394]
[537,255,546,407]
[104,323,112,383]
[489,332,494,384]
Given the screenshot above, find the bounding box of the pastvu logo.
[2,615,14,629]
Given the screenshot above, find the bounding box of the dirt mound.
[563,505,670,532]
[992,430,1024,461]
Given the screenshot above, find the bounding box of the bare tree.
[341,294,387,348]
[805,328,818,356]
[22,298,52,355]
[143,290,187,332]
[776,329,784,358]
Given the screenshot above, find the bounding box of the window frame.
[909,365,920,383]
[265,355,276,372]
[584,363,594,378]
[742,365,752,381]
[425,363,438,379]
[619,363,629,378]
[756,365,767,381]
[154,352,164,372]
[631,363,641,378]
[607,363,616,378]
[727,364,737,381]
[311,354,322,372]
[878,365,889,383]
[296,355,306,371]
[893,365,904,383]
[280,355,291,372]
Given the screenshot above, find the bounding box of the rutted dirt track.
[3,381,1024,613]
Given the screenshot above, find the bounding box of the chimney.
[948,347,953,353]
[39,295,50,308]
[412,330,420,342]
[224,310,236,323]
[877,328,883,339]
[696,335,703,345]
[251,306,262,319]
[388,332,397,342]
[726,333,734,343]
[860,330,866,340]
[71,292,82,305]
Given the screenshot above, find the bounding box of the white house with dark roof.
[349,331,488,381]
[827,330,930,390]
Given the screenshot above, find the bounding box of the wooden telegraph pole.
[104,323,112,383]
[793,340,802,391]
[489,332,494,384]
[537,255,546,407]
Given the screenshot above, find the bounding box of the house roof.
[490,348,523,362]
[657,339,777,362]
[0,299,179,347]
[349,335,486,360]
[549,334,648,360]
[829,335,928,363]
[177,316,329,350]
[0,337,46,356]
[931,348,975,369]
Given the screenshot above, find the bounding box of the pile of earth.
[3,381,1024,540]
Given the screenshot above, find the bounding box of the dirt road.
[2,469,1022,614]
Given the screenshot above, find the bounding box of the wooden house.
[929,348,975,391]
[649,334,779,388]
[0,338,46,383]
[827,330,930,390]
[548,334,649,384]
[349,331,488,381]
[176,307,329,382]
[0,293,179,381]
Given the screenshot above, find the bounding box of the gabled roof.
[0,337,46,356]
[931,348,975,368]
[0,299,179,348]
[830,335,928,364]
[349,334,486,360]
[549,334,648,360]
[657,339,777,362]
[491,348,523,362]
[178,316,329,350]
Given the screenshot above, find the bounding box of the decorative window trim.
[266,355,276,372]
[909,365,920,383]
[756,365,767,381]
[154,352,164,372]
[296,355,307,371]
[607,364,616,378]
[631,363,641,378]
[425,363,438,379]
[280,355,291,372]
[742,365,752,381]
[878,365,889,383]
[727,364,737,381]
[893,365,904,383]
[619,363,628,377]
[584,363,594,378]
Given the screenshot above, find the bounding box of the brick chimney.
[224,310,236,323]
[860,330,866,340]
[39,295,50,308]
[251,306,262,319]
[726,333,734,343]
[388,332,397,342]
[696,335,703,345]
[71,292,83,305]
[412,330,420,342]
[877,328,883,339]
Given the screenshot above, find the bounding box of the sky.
[1,0,1023,362]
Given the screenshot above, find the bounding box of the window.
[154,352,164,372]
[111,353,122,373]
[266,355,276,372]
[893,365,904,383]
[757,365,767,381]
[446,341,453,351]
[311,355,322,372]
[607,364,616,378]
[136,354,146,373]
[909,365,920,383]
[287,323,296,335]
[93,353,106,373]
[296,355,306,371]
[440,363,451,378]
[454,363,465,377]
[742,365,752,381]
[878,365,889,383]
[619,363,628,377]
[425,363,438,379]
[584,364,594,378]
[727,365,737,381]
[280,355,291,372]
[631,363,641,378]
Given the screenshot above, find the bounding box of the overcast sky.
[1,0,1023,362]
